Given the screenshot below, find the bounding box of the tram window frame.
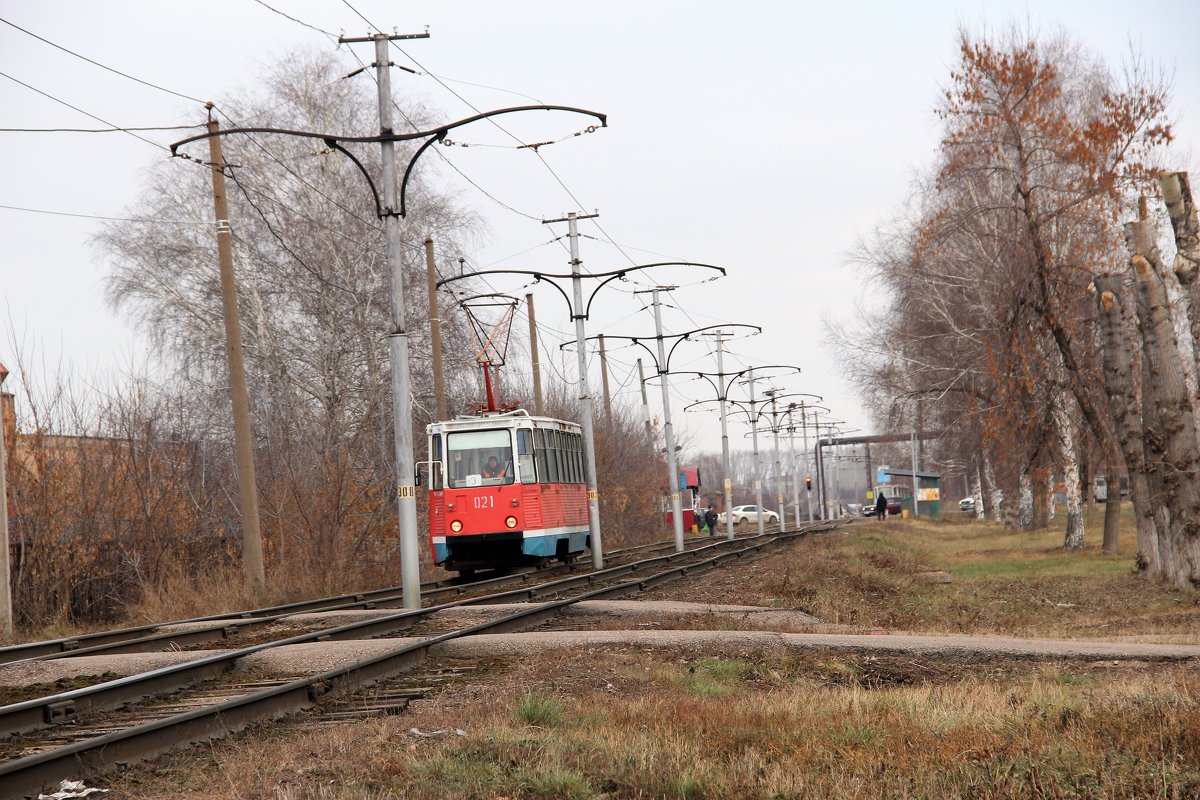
[430,433,444,490]
[446,429,514,487]
[516,428,536,485]
[573,432,583,483]
[564,431,576,483]
[576,431,585,482]
[548,430,561,483]
[533,428,548,485]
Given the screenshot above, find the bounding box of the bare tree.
[843,23,1173,553]
[96,50,484,587]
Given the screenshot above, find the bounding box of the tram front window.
[447,429,514,487]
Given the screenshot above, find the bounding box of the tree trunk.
[983,453,1003,523]
[971,458,986,521]
[1161,173,1200,388]
[1127,218,1200,588]
[1019,470,1035,529]
[1103,479,1121,555]
[1046,469,1057,522]
[1053,394,1085,549]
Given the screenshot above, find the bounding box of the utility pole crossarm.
[170,105,607,219]
[438,262,726,322]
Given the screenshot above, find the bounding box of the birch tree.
[96,51,483,584]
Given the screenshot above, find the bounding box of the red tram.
[426,410,590,573]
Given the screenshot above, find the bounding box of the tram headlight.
[505,516,518,529]
[450,520,463,532]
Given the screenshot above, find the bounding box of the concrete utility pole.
[786,418,801,525]
[598,334,612,421]
[812,407,824,518]
[766,391,786,530]
[0,364,11,638]
[550,211,604,568]
[526,293,544,416]
[651,288,685,553]
[425,236,446,421]
[345,30,431,608]
[911,425,920,518]
[799,403,814,521]
[747,368,765,536]
[637,359,652,441]
[205,114,266,598]
[714,336,734,540]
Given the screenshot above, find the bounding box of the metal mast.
[651,288,685,552]
[563,212,604,567]
[364,31,428,608]
[715,336,734,540]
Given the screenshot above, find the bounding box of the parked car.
[718,504,779,526]
[959,497,976,512]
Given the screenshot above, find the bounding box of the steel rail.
[0,537,715,667]
[0,527,804,737]
[0,535,695,665]
[0,520,840,798]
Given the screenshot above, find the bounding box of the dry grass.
[52,507,1200,798]
[658,505,1200,643]
[113,647,1200,799]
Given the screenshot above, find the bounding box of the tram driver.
[482,455,507,479]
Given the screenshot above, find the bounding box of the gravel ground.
[430,630,1200,661]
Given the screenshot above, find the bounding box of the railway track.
[0,522,840,799]
[0,533,728,667]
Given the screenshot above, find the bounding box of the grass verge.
[113,647,1200,799]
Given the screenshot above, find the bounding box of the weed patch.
[513,692,564,727]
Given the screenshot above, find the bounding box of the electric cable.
[0,203,207,225]
[224,165,360,296]
[0,17,206,104]
[250,0,338,37]
[0,70,170,151]
[0,125,203,133]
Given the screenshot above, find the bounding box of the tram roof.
[428,409,581,433]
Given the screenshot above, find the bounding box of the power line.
[337,42,546,222]
[0,17,205,105]
[338,0,603,223]
[423,72,543,105]
[0,71,170,152]
[0,125,203,133]
[0,202,207,224]
[211,106,378,230]
[224,165,359,296]
[249,0,338,37]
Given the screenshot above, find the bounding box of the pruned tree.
[842,23,1174,554]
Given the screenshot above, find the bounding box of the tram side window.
[547,430,561,483]
[571,432,582,483]
[429,433,444,490]
[572,432,583,483]
[533,429,548,484]
[516,429,536,485]
[563,431,575,483]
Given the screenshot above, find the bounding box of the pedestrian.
[705,505,719,537]
[875,491,888,521]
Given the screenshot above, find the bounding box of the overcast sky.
[2,0,1197,455]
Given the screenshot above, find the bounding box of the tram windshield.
[446,429,514,487]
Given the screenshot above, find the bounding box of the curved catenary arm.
[171,105,608,219]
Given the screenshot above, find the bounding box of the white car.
[959,497,976,512]
[718,504,780,527]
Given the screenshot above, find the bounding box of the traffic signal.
[805,476,812,491]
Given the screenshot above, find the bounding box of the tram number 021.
[472,496,495,509]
